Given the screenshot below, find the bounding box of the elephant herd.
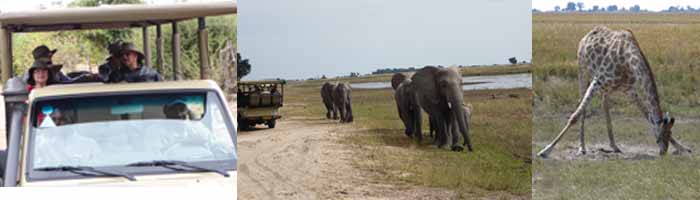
[321,82,354,123]
[319,66,472,152]
[392,66,473,152]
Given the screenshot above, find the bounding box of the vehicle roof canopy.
[28,80,222,101]
[0,1,237,32]
[239,80,287,85]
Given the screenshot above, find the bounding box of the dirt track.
[237,117,460,200]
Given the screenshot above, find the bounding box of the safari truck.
[0,1,238,192]
[0,79,237,187]
[237,80,285,129]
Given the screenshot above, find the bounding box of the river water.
[350,73,532,90]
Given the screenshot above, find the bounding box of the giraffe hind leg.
[537,79,602,158]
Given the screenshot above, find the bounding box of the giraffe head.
[656,112,675,155]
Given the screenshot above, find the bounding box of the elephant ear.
[391,73,407,90]
[411,66,441,105]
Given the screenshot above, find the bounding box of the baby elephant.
[332,82,353,123]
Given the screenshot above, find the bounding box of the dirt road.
[237,116,459,200]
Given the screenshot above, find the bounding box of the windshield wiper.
[125,160,230,177]
[35,166,136,181]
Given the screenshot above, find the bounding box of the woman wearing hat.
[26,60,58,92]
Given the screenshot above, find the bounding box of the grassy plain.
[283,65,532,198]
[533,13,700,199]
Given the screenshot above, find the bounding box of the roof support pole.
[0,27,12,83]
[171,21,182,80]
[142,26,151,67]
[156,24,164,74]
[198,17,210,80]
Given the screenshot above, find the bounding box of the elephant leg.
[449,114,463,152]
[335,103,343,122]
[413,106,423,141]
[462,110,473,151]
[333,105,339,120]
[461,117,472,152]
[324,103,332,119]
[435,116,448,148]
[430,116,442,146]
[346,99,353,122]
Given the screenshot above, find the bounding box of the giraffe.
[537,26,691,158]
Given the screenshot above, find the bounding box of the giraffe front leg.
[577,108,587,155]
[538,79,602,158]
[670,137,692,155]
[602,94,622,153]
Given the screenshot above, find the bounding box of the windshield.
[27,91,236,179]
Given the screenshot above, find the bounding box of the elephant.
[321,82,338,119]
[332,82,354,123]
[393,73,422,139]
[411,66,472,151]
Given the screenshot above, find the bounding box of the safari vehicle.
[237,80,285,129]
[0,1,237,191]
[0,79,237,187]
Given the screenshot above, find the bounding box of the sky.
[532,0,700,11]
[239,0,532,80]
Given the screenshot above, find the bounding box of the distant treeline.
[371,67,418,75]
[533,2,700,13]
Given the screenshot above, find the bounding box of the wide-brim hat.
[105,40,124,61]
[26,60,58,85]
[32,45,58,60]
[120,42,145,61]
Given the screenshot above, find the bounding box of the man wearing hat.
[98,41,125,83]
[114,42,163,83]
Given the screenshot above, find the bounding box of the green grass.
[535,157,700,200]
[282,65,532,198]
[533,13,700,199]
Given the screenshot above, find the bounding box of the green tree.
[66,0,144,56]
[237,53,251,80]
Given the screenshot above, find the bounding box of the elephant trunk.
[449,94,472,151]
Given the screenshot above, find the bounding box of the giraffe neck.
[630,34,664,124]
[640,73,663,124]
